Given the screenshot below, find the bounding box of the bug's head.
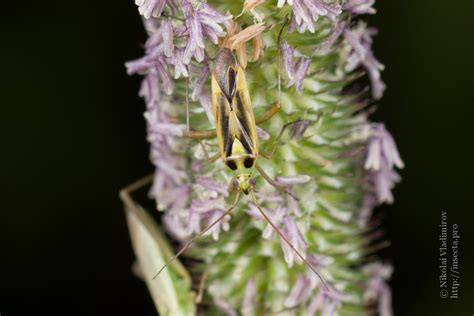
[233,174,256,195]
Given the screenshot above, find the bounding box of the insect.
[152,26,329,290]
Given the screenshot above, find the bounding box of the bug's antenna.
[250,191,330,292]
[152,191,241,280]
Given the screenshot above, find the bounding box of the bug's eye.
[232,178,239,188]
[249,177,256,186]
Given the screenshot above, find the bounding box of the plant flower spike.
[122,0,403,315]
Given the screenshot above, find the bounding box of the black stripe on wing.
[218,94,233,158]
[227,68,237,105]
[234,92,255,154]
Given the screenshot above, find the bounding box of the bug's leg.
[119,174,155,209]
[183,81,218,162]
[255,19,288,126]
[255,20,287,126]
[183,128,217,139]
[255,101,281,125]
[205,149,221,163]
[183,74,217,139]
[260,119,301,159]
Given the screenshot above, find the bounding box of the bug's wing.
[212,74,233,160]
[212,63,258,161]
[231,66,258,155]
[126,204,196,316]
[229,109,256,156]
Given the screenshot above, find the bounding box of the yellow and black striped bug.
[212,47,261,194]
[152,27,329,290]
[184,44,294,196]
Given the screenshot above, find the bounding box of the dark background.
[1,1,473,315]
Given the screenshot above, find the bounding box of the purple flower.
[290,119,310,139]
[344,23,385,99]
[261,205,287,239]
[280,0,342,33]
[247,189,300,239]
[186,177,232,240]
[161,19,174,58]
[319,21,346,54]
[284,276,314,307]
[135,0,169,19]
[307,253,333,268]
[240,278,256,315]
[275,174,311,186]
[125,31,175,95]
[285,54,312,93]
[357,193,378,227]
[148,165,188,207]
[363,263,393,316]
[256,126,270,141]
[182,0,230,64]
[214,298,238,316]
[138,70,190,217]
[150,148,188,184]
[171,47,189,78]
[189,196,225,214]
[161,192,192,240]
[365,124,404,171]
[306,290,325,315]
[196,176,229,196]
[139,70,161,110]
[207,209,231,240]
[370,163,401,204]
[280,216,307,267]
[282,40,314,94]
[129,1,228,89]
[148,153,191,238]
[364,123,403,204]
[147,121,187,136]
[282,41,296,80]
[188,197,231,240]
[186,211,202,237]
[133,60,193,241]
[198,92,215,125]
[306,288,345,316]
[344,0,376,15]
[192,64,210,101]
[284,253,333,307]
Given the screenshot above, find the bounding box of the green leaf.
[126,205,196,316]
